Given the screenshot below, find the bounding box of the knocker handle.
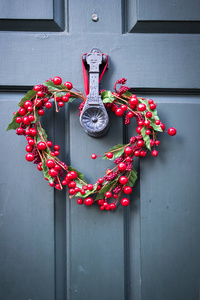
[80,48,109,138]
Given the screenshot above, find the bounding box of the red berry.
[55,96,62,102]
[55,184,62,190]
[49,182,55,187]
[121,104,128,111]
[119,176,128,185]
[24,101,32,109]
[25,153,34,162]
[58,101,64,107]
[28,139,35,146]
[145,129,151,135]
[100,205,105,210]
[22,116,30,125]
[45,102,52,109]
[97,185,102,191]
[106,169,112,175]
[124,186,132,194]
[137,103,146,112]
[47,141,53,147]
[49,168,58,177]
[84,198,93,206]
[155,140,160,146]
[118,162,126,171]
[27,106,33,112]
[121,198,130,206]
[43,97,49,103]
[137,140,144,147]
[66,173,73,181]
[168,127,177,136]
[126,156,133,162]
[38,109,44,116]
[37,141,47,151]
[129,96,138,106]
[51,152,55,156]
[87,184,93,191]
[134,150,140,157]
[160,123,165,131]
[105,191,112,198]
[54,145,60,151]
[28,115,35,122]
[98,178,104,184]
[97,199,104,206]
[148,99,154,104]
[69,188,75,195]
[54,151,59,156]
[62,95,69,102]
[136,126,143,134]
[115,108,124,117]
[138,121,144,126]
[140,150,146,157]
[127,111,134,118]
[62,180,68,186]
[124,146,133,155]
[19,107,27,116]
[109,203,116,210]
[26,145,33,152]
[103,202,109,208]
[54,164,61,171]
[64,81,73,90]
[155,120,160,125]
[16,127,24,135]
[149,103,156,110]
[144,120,150,127]
[33,99,42,107]
[33,85,41,91]
[151,150,158,157]
[37,164,43,171]
[113,194,118,199]
[91,153,97,159]
[106,152,113,159]
[53,76,62,85]
[111,104,117,112]
[146,111,152,118]
[150,139,154,147]
[15,117,22,123]
[80,189,86,195]
[37,91,44,97]
[77,198,83,205]
[46,159,55,168]
[25,129,30,135]
[70,171,77,179]
[68,181,76,188]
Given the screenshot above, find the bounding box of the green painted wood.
[0,94,55,300]
[140,97,200,300]
[0,0,200,299]
[126,0,200,32]
[0,0,65,31]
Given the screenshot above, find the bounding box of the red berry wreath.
[7,76,176,211]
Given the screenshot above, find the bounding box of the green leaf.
[42,159,54,183]
[44,80,66,91]
[6,112,21,131]
[137,97,163,132]
[101,90,115,104]
[103,144,125,160]
[36,127,48,143]
[68,97,77,103]
[123,91,132,97]
[126,167,137,187]
[141,126,151,150]
[94,179,118,201]
[18,89,37,107]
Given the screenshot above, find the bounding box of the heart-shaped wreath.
[7,76,176,211]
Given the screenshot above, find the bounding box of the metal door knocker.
[80,48,109,137]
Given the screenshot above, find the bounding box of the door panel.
[0,0,200,299]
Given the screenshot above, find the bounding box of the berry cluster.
[7,76,176,212]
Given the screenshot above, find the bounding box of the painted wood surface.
[0,0,200,299]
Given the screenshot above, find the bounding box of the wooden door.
[1,0,200,299]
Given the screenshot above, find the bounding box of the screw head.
[92,14,99,22]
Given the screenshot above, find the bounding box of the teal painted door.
[0,0,200,299]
